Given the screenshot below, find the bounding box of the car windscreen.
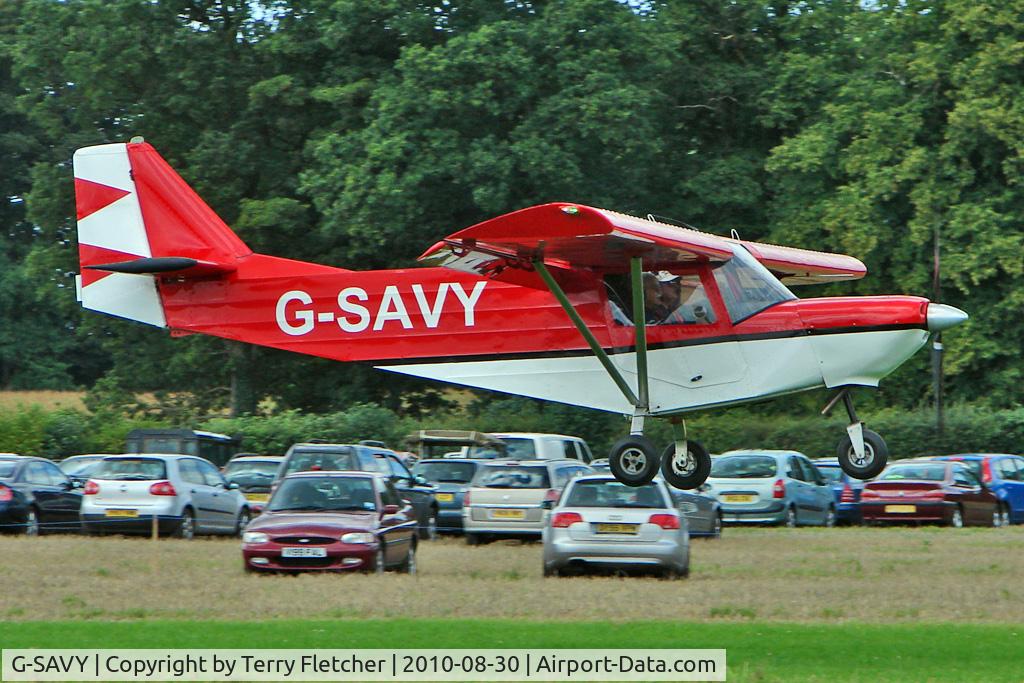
[878,464,947,481]
[710,455,778,478]
[815,466,843,484]
[59,457,104,476]
[92,458,168,481]
[283,449,358,476]
[498,438,537,459]
[473,465,550,489]
[413,461,478,484]
[268,476,376,512]
[564,480,664,508]
[224,460,281,486]
[0,461,16,479]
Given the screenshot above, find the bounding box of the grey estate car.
[704,450,836,527]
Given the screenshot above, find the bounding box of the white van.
[486,433,594,463]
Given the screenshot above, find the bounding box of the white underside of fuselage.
[377,328,931,415]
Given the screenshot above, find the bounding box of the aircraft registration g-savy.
[73,139,968,489]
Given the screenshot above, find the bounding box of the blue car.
[933,454,1024,526]
[411,458,486,533]
[811,458,864,525]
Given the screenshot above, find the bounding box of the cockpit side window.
[712,245,796,323]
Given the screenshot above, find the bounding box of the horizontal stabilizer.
[84,256,236,278]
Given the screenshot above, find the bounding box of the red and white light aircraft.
[73,140,967,488]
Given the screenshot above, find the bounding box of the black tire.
[660,441,712,490]
[836,429,888,480]
[824,506,837,528]
[174,508,195,539]
[234,508,251,537]
[465,533,481,546]
[400,543,417,574]
[949,505,964,528]
[711,511,723,539]
[782,506,797,528]
[543,564,558,577]
[609,436,660,487]
[419,509,438,540]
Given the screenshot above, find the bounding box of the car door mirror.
[226,481,240,490]
[69,480,83,490]
[414,475,432,487]
[381,504,400,515]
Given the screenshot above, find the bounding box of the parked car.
[58,454,109,485]
[812,458,865,525]
[81,454,250,538]
[490,433,595,463]
[860,459,1000,527]
[542,474,689,578]
[592,459,721,537]
[411,458,486,533]
[0,455,83,535]
[463,459,592,544]
[275,443,439,539]
[932,454,1024,525]
[223,454,284,515]
[704,450,836,527]
[241,471,416,574]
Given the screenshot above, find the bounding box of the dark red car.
[241,471,417,573]
[860,459,999,527]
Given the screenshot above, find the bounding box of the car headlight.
[242,531,269,544]
[341,532,375,544]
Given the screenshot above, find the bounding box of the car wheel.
[609,436,660,487]
[991,506,1000,528]
[234,509,251,537]
[824,506,837,528]
[783,506,797,528]
[400,544,417,575]
[711,511,723,539]
[663,563,689,580]
[419,510,438,540]
[950,506,964,528]
[836,429,888,480]
[465,533,481,546]
[660,441,712,490]
[543,563,558,577]
[24,508,40,537]
[174,508,195,540]
[374,547,386,574]
[1001,504,1012,527]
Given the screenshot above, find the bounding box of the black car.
[0,455,83,535]
[274,443,440,539]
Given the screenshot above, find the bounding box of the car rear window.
[283,449,358,476]
[710,455,778,478]
[564,480,665,508]
[878,464,947,481]
[93,458,167,481]
[224,460,281,486]
[473,465,550,489]
[59,457,104,476]
[816,466,843,484]
[498,438,537,459]
[413,461,478,484]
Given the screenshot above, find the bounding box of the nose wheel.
[824,388,889,479]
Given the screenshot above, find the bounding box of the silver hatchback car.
[704,450,836,527]
[80,454,251,538]
[542,474,690,578]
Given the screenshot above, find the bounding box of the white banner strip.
[2,649,726,681]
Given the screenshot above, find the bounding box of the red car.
[861,459,999,527]
[241,472,417,573]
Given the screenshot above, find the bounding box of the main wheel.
[609,436,660,487]
[659,441,711,490]
[836,429,888,479]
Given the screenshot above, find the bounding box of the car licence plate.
[722,494,756,503]
[245,493,269,503]
[281,547,328,558]
[436,493,454,503]
[595,523,638,534]
[105,509,139,518]
[884,505,917,513]
[491,508,525,520]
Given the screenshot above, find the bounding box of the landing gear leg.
[824,388,888,479]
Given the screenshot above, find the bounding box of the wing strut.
[531,257,650,415]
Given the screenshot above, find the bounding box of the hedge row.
[2,400,1023,460]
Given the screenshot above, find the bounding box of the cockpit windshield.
[712,245,796,323]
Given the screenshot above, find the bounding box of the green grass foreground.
[1,619,1020,682]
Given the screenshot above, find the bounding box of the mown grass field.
[2,527,1022,681]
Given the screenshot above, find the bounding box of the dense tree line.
[0,0,1020,420]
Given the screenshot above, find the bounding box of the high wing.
[419,203,866,286]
